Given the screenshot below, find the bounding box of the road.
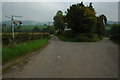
[4,35,118,78]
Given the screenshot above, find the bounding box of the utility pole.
[48,22,50,26]
[11,15,14,39]
[5,15,22,40]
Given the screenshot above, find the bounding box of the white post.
[12,22,14,39]
[11,15,14,40]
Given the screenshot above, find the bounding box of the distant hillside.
[2,20,53,26]
[107,21,119,24]
[2,20,119,26]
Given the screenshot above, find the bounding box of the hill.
[107,21,119,24]
[2,20,53,26]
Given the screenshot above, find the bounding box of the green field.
[22,25,47,29]
[2,36,51,64]
[2,25,47,32]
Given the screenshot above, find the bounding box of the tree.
[53,10,65,32]
[47,26,55,34]
[96,14,107,36]
[110,24,120,44]
[66,2,97,33]
[77,2,84,7]
[89,3,93,9]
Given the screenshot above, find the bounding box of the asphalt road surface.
[4,35,118,78]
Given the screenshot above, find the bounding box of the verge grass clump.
[2,36,51,64]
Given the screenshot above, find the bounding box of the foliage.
[2,36,51,64]
[74,35,90,42]
[74,33,101,42]
[57,35,75,42]
[31,27,41,32]
[66,2,97,33]
[96,14,107,36]
[2,33,49,46]
[55,2,107,42]
[47,26,55,34]
[58,33,101,42]
[110,24,120,44]
[2,26,11,33]
[62,30,75,37]
[2,25,48,33]
[15,26,23,32]
[53,10,65,32]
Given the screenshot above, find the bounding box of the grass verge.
[2,36,51,64]
[57,35,102,42]
[57,35,75,42]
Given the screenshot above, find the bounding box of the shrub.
[57,35,74,42]
[2,33,49,46]
[57,31,63,35]
[58,33,101,42]
[62,30,75,37]
[75,35,90,42]
[2,33,13,45]
[110,24,120,43]
[75,33,100,42]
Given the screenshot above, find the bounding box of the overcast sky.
[2,2,118,22]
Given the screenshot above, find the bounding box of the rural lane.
[4,35,118,78]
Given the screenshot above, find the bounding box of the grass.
[2,36,51,64]
[57,35,75,42]
[57,35,102,42]
[2,62,19,73]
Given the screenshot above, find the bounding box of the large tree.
[96,14,107,36]
[53,10,65,32]
[66,2,97,33]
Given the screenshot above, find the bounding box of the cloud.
[2,2,118,22]
[93,2,118,21]
[2,0,120,2]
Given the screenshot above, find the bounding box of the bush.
[111,34,120,40]
[58,33,101,42]
[110,24,120,42]
[47,26,55,34]
[56,31,63,35]
[75,35,90,42]
[2,33,49,46]
[62,30,75,37]
[2,33,13,45]
[74,33,100,42]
